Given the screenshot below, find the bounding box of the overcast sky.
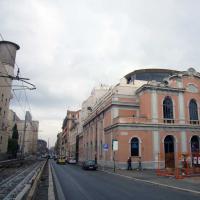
[1,0,200,146]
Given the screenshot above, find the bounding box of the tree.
[12,124,19,140]
[7,124,19,158]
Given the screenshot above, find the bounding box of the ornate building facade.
[81,68,200,169]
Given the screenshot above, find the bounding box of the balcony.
[189,120,200,125]
[112,117,200,127]
[163,118,174,124]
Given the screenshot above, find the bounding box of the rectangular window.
[131,138,139,156]
[131,144,139,156]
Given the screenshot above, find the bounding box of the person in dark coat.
[127,157,132,170]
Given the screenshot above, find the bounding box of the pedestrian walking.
[138,156,142,171]
[127,157,132,170]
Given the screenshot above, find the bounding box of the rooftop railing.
[112,117,200,126]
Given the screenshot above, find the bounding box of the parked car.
[67,157,77,164]
[82,160,98,170]
[53,155,58,161]
[56,156,66,165]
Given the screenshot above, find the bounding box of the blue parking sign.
[103,144,109,151]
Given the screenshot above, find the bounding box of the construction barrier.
[180,152,200,177]
[156,152,200,179]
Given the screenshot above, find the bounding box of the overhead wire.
[0,33,42,159]
[0,33,27,115]
[0,34,35,90]
[0,33,37,132]
[12,90,26,115]
[0,35,20,95]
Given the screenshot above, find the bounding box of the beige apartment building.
[59,85,110,161]
[62,110,81,159]
[69,110,82,160]
[19,111,39,155]
[78,85,110,162]
[0,41,19,155]
[7,110,39,155]
[55,132,62,155]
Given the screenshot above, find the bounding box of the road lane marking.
[101,170,200,195]
[48,162,55,200]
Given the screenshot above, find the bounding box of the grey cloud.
[2,0,200,146]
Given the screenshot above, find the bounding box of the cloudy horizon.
[1,0,200,146]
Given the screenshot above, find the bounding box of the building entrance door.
[164,135,175,168]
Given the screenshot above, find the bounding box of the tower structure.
[0,41,20,154]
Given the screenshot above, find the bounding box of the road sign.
[103,144,109,151]
[112,140,118,151]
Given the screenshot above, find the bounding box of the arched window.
[163,96,174,123]
[189,99,199,124]
[131,138,139,156]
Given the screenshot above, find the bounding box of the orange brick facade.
[80,68,200,169]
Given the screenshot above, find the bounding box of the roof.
[125,68,180,80]
[0,41,20,50]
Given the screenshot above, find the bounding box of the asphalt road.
[50,160,198,200]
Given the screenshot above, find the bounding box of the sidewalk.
[100,167,200,194]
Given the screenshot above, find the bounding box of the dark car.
[82,160,98,170]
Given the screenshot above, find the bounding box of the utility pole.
[0,70,36,90]
[48,138,50,157]
[112,139,118,173]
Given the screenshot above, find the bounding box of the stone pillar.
[177,78,185,124]
[181,130,187,153]
[178,93,185,124]
[152,131,160,169]
[151,90,158,123]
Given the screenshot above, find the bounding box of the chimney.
[0,41,20,67]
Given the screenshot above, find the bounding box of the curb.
[50,162,65,200]
[48,162,55,200]
[101,170,200,195]
[26,160,47,200]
